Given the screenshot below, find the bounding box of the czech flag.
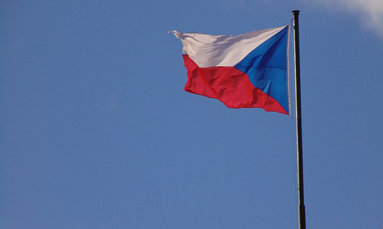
[171,25,290,115]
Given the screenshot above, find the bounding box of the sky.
[1,0,383,229]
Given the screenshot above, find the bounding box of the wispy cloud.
[313,0,383,38]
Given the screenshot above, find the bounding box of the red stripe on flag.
[183,55,287,114]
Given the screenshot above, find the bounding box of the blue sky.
[1,0,383,228]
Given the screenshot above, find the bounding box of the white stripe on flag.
[171,26,285,68]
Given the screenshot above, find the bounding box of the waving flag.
[171,25,290,115]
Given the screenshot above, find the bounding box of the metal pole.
[292,10,306,229]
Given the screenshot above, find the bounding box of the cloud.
[313,0,383,38]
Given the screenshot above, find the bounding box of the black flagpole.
[292,10,306,229]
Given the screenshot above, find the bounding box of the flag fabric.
[171,25,290,115]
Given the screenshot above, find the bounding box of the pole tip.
[292,10,300,15]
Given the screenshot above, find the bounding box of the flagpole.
[292,10,306,229]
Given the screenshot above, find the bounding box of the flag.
[171,25,290,115]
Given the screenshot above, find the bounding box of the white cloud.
[313,0,383,37]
